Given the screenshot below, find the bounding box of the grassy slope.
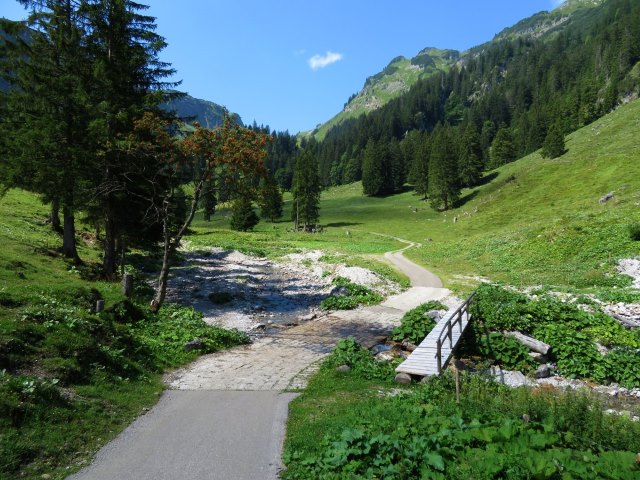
[319,99,640,292]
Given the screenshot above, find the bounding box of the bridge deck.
[395,310,471,377]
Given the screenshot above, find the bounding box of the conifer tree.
[84,0,178,276]
[291,149,321,230]
[409,134,430,198]
[541,122,567,158]
[201,179,217,221]
[489,124,516,169]
[362,138,385,196]
[1,1,91,261]
[458,124,484,187]
[428,125,460,210]
[259,177,283,222]
[230,196,259,231]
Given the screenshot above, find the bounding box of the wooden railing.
[435,291,476,374]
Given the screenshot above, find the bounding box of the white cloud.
[308,51,343,70]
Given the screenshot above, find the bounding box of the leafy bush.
[323,338,396,380]
[535,324,606,381]
[475,332,536,372]
[469,284,640,386]
[283,374,640,479]
[604,348,640,389]
[320,277,382,310]
[132,304,250,368]
[629,223,640,241]
[469,284,532,331]
[391,301,446,344]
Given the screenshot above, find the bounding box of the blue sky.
[1,1,562,133]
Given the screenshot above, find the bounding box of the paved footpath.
[68,246,449,480]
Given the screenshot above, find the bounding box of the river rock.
[184,338,204,351]
[426,310,442,320]
[375,351,396,362]
[535,364,552,379]
[336,365,351,373]
[371,344,391,355]
[401,339,418,352]
[394,373,412,385]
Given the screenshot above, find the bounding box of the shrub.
[629,223,640,241]
[320,277,382,310]
[323,338,396,380]
[391,301,447,344]
[475,332,536,371]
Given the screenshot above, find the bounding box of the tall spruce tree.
[1,1,91,261]
[458,124,484,187]
[541,122,567,159]
[85,0,178,276]
[259,177,283,223]
[362,138,385,196]
[409,133,430,199]
[291,149,321,230]
[489,124,516,169]
[230,196,259,231]
[428,125,460,211]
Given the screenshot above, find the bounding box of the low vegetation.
[391,301,447,344]
[0,189,248,480]
[283,343,640,479]
[469,284,640,388]
[320,277,382,311]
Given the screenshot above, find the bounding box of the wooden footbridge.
[396,293,475,377]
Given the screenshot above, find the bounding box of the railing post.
[436,340,442,373]
[448,320,453,349]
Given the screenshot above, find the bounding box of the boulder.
[330,286,350,297]
[535,364,552,379]
[184,338,204,351]
[401,339,418,352]
[336,365,351,373]
[375,351,396,363]
[394,373,412,385]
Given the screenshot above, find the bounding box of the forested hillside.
[306,47,459,141]
[266,0,639,208]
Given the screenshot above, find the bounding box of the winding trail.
[68,239,450,480]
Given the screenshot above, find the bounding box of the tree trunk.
[150,181,204,313]
[50,198,62,232]
[503,331,551,355]
[62,205,80,261]
[103,214,117,277]
[150,222,172,313]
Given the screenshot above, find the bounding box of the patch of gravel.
[485,366,640,401]
[164,248,403,333]
[283,249,400,297]
[165,248,332,333]
[618,258,640,289]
